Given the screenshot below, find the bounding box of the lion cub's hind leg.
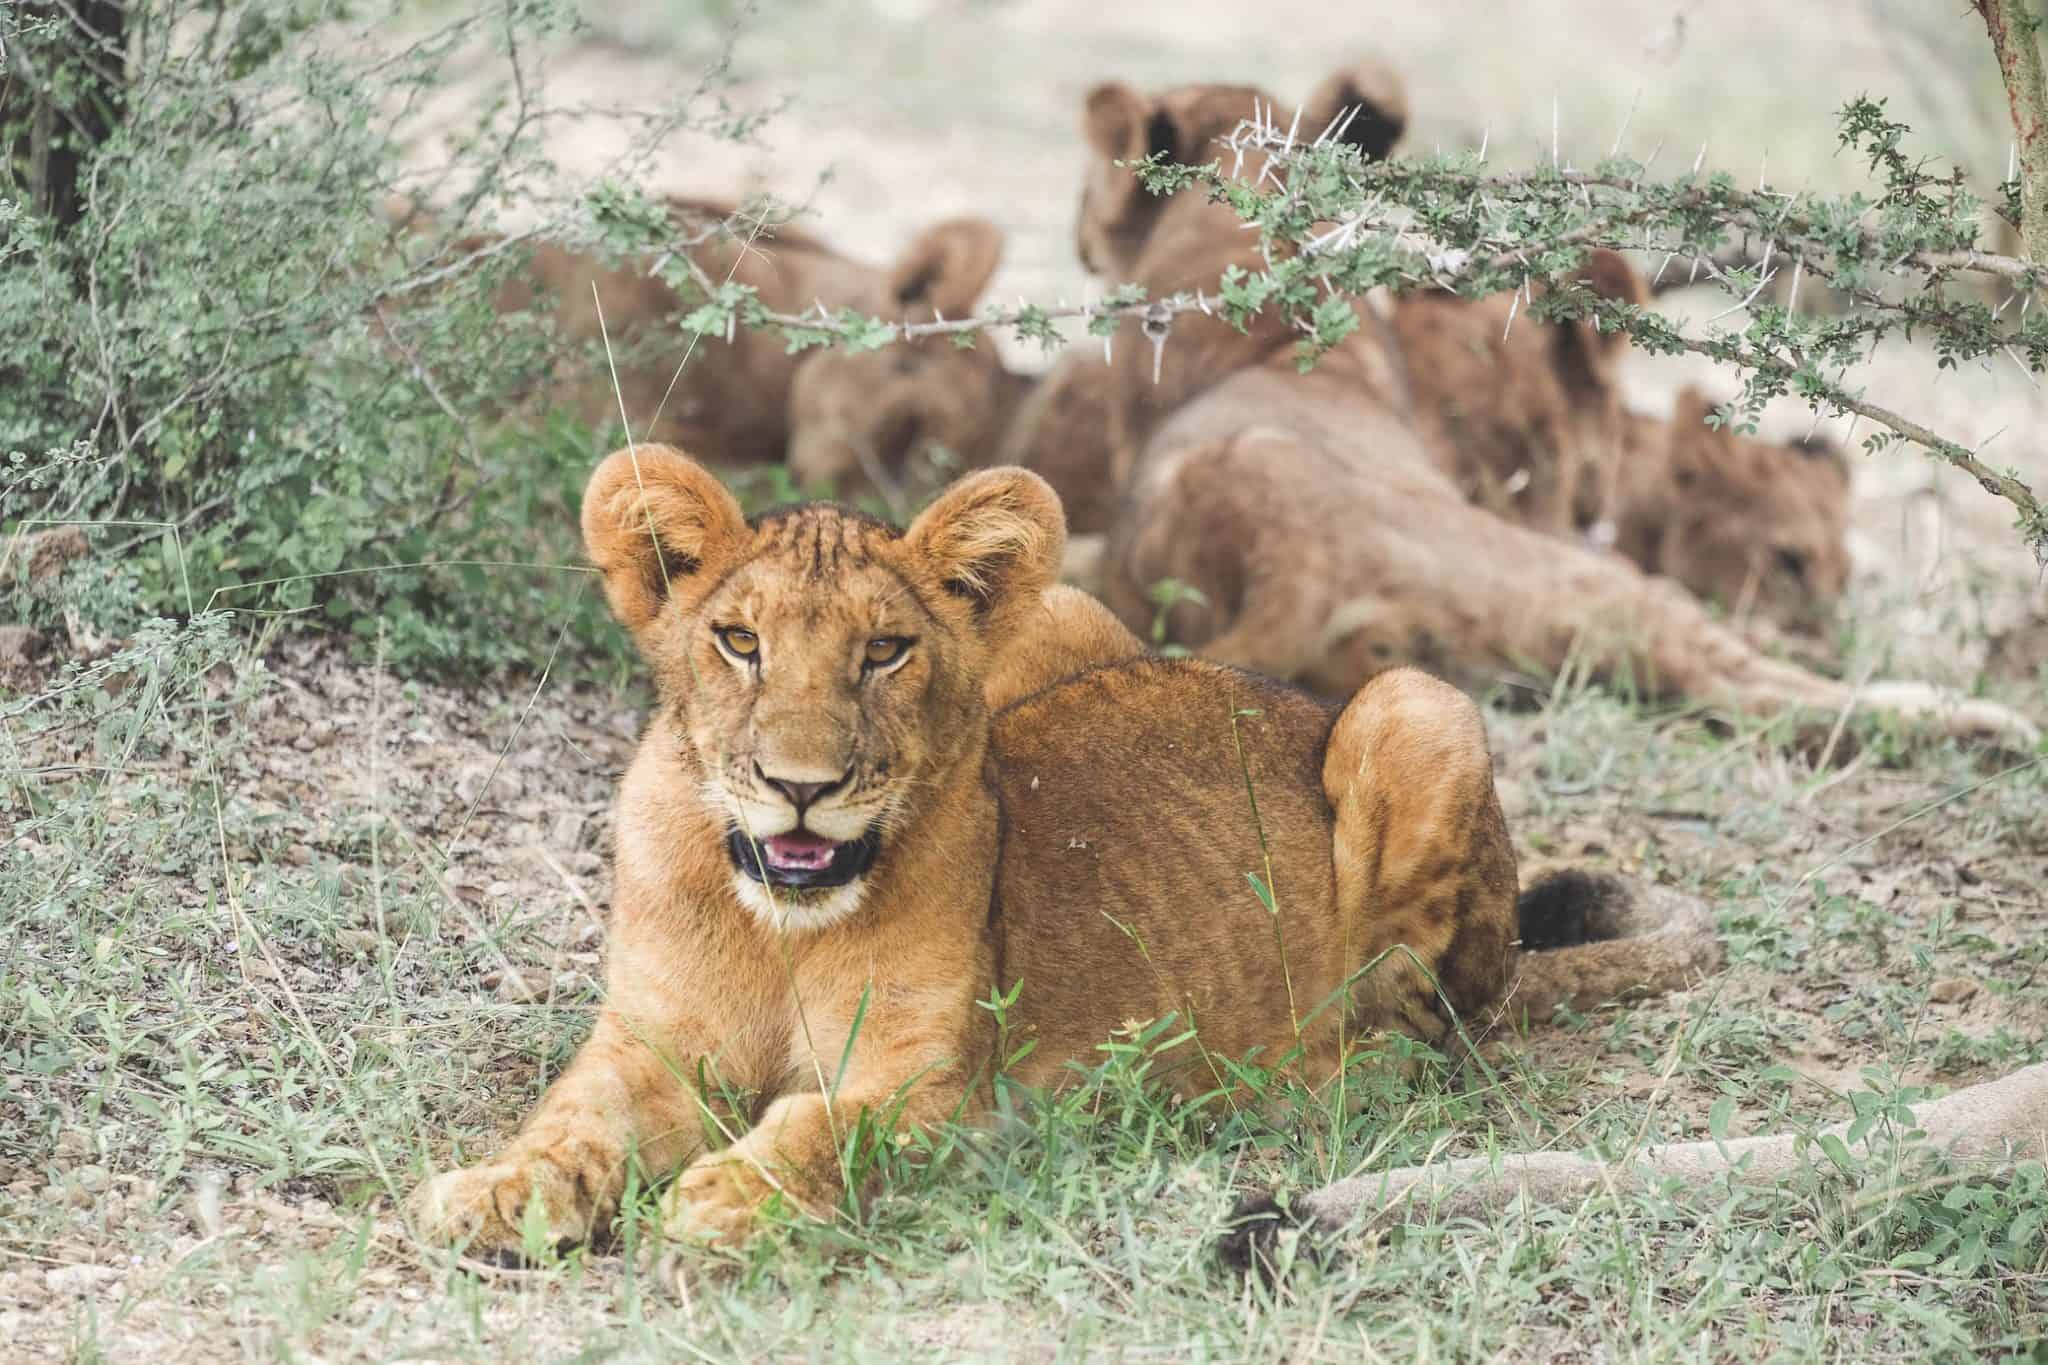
[1320,669,1519,1068]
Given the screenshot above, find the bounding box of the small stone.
[484,967,554,1003]
[0,625,45,665]
[293,735,316,753]
[54,1132,88,1160]
[1929,977,1978,1004]
[549,811,587,851]
[73,1165,111,1194]
[336,929,380,956]
[44,1264,120,1296]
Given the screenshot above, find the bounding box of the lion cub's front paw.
[662,1152,795,1247]
[407,1154,605,1256]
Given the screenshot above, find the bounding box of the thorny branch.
[1182,111,2048,563]
[620,67,2048,568]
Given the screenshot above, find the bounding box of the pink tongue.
[763,833,840,871]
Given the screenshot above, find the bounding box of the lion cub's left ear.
[902,468,1065,642]
[581,444,748,633]
[888,218,1004,322]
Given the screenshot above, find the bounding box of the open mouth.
[726,827,881,890]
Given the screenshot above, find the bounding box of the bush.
[1,0,740,673]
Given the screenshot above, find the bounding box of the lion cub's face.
[682,507,973,929]
[580,446,1063,932]
[1659,389,1853,629]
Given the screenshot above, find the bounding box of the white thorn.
[1478,125,1490,164]
[1552,96,1560,171]
[1611,88,1640,158]
[1692,141,1707,175]
[1334,104,1363,149]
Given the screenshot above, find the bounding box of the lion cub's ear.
[902,468,1066,640]
[1304,58,1408,162]
[1552,247,1646,396]
[1665,387,1727,487]
[1084,82,1178,223]
[581,445,748,632]
[889,218,1004,322]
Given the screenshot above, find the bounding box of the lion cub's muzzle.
[727,826,881,890]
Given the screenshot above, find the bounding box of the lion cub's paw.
[662,1152,792,1247]
[407,1154,603,1255]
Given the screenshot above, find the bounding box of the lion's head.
[785,218,1018,517]
[1655,387,1852,629]
[581,445,1063,931]
[1075,59,1407,280]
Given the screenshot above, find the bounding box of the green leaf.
[1708,1096,1735,1144]
[1815,1132,1858,1174]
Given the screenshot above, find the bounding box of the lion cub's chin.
[730,876,869,935]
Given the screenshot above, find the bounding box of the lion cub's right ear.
[1084,82,1177,223]
[1304,58,1409,162]
[581,445,748,632]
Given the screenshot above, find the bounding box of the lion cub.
[408,446,1715,1255]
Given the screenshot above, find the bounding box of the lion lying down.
[407,445,1719,1254]
[1080,75,2035,743]
[383,195,1005,471]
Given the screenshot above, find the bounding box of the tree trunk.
[1977,0,2048,271]
[2,2,127,234]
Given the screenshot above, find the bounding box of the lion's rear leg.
[1319,669,1520,1073]
[1344,510,2037,744]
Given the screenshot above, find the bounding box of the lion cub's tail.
[1503,868,1721,1019]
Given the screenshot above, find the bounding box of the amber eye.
[863,636,911,669]
[716,626,759,660]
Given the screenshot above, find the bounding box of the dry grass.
[6,1,2048,1360]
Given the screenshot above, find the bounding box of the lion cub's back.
[989,658,1346,1092]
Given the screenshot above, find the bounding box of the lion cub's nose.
[756,764,848,813]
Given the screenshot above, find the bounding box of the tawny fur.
[1077,74,2035,745]
[789,322,1123,536]
[1392,250,1647,540]
[406,448,1717,1257]
[382,197,968,467]
[992,345,1123,536]
[1605,389,1853,633]
[783,219,1026,515]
